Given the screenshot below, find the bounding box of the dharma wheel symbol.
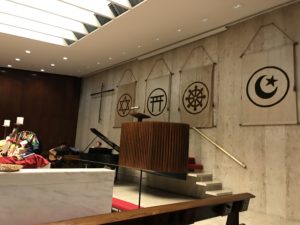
[182,81,209,114]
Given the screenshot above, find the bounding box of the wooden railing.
[43,193,254,225]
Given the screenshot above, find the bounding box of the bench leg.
[226,208,239,225]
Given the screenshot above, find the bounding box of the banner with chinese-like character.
[145,75,170,122]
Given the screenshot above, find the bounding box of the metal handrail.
[192,127,247,169]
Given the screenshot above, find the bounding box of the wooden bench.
[43,193,255,225]
[112,198,143,211]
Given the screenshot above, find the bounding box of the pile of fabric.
[0,130,49,168]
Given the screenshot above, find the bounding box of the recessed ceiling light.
[156,37,160,41]
[15,58,21,61]
[97,62,101,64]
[177,28,182,32]
[25,50,31,54]
[233,4,241,9]
[137,45,142,48]
[51,63,55,67]
[7,65,12,68]
[108,57,113,60]
[63,57,68,60]
[40,69,45,72]
[202,18,208,22]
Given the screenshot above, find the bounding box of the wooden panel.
[0,68,81,153]
[119,122,189,173]
[42,193,255,225]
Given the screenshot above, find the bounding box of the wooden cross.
[90,83,114,122]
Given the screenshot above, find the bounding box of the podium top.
[130,112,150,122]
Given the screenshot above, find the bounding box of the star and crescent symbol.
[255,75,278,99]
[246,66,289,108]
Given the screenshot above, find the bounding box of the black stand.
[138,170,143,208]
[130,112,150,122]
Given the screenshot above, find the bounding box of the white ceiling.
[0,0,298,77]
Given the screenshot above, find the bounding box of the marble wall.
[75,2,300,223]
[0,168,114,225]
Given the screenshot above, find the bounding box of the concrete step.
[187,172,213,182]
[196,180,222,191]
[194,180,222,198]
[205,189,233,196]
[147,172,214,198]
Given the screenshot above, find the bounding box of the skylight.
[0,0,143,46]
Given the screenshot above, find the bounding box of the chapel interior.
[0,0,300,225]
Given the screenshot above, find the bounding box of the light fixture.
[111,0,132,8]
[233,4,241,9]
[7,64,12,67]
[202,18,208,22]
[0,0,144,46]
[97,62,101,64]
[108,57,113,60]
[0,23,68,46]
[137,45,142,48]
[51,63,55,67]
[15,58,20,61]
[156,37,160,41]
[40,69,45,72]
[25,50,31,54]
[63,57,68,60]
[9,0,101,27]
[0,13,77,41]
[61,0,116,19]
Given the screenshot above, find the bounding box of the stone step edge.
[196,180,222,186]
[205,189,233,196]
[187,172,213,178]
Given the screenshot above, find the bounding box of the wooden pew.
[42,193,254,225]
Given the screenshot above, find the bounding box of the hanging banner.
[180,65,214,127]
[241,24,297,125]
[114,82,136,127]
[145,75,170,122]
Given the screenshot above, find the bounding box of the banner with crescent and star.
[179,65,214,127]
[114,82,136,127]
[241,37,297,125]
[145,75,170,122]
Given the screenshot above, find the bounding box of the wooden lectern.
[119,121,189,173]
